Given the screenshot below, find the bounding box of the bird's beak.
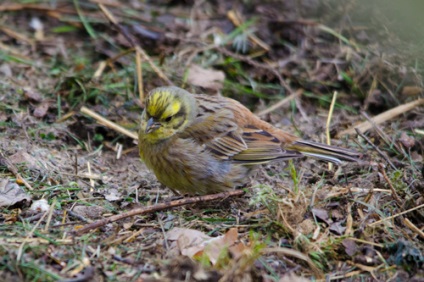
[145,117,161,134]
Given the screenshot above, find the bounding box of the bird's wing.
[181,110,302,164]
[233,125,303,164]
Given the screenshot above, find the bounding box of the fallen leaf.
[0,63,12,77]
[72,205,105,219]
[398,132,415,148]
[167,227,212,258]
[329,221,346,235]
[187,64,225,91]
[33,102,49,118]
[23,87,42,102]
[0,179,31,208]
[312,208,331,225]
[9,151,39,169]
[166,227,244,266]
[104,189,122,202]
[342,239,358,256]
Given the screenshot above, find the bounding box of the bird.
[138,86,361,195]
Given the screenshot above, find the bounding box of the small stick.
[326,91,338,171]
[80,106,138,140]
[73,190,245,235]
[378,163,403,208]
[355,128,397,170]
[0,149,34,191]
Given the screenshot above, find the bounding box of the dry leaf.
[329,221,346,235]
[187,64,225,91]
[23,87,42,102]
[342,239,358,256]
[72,205,106,219]
[0,63,12,77]
[9,151,38,169]
[312,208,331,225]
[0,179,31,208]
[33,102,49,118]
[398,132,415,148]
[104,191,121,202]
[166,227,244,265]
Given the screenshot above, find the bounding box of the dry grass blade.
[337,98,424,137]
[403,218,424,239]
[326,91,338,170]
[80,106,138,140]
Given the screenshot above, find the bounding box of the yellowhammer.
[138,86,361,195]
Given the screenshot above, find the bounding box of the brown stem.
[73,190,245,236]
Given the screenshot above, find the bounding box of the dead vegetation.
[0,0,423,281]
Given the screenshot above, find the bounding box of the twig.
[378,163,403,208]
[73,190,245,235]
[326,91,338,171]
[0,149,34,191]
[355,128,397,170]
[368,202,424,227]
[255,89,302,117]
[338,98,424,137]
[80,106,138,140]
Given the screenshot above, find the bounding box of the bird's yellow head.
[139,86,196,143]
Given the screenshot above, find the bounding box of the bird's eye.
[164,116,173,122]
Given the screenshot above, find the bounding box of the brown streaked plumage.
[138,86,361,195]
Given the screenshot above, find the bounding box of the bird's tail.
[287,140,362,165]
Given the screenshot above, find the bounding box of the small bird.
[138,86,361,195]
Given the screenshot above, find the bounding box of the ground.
[0,1,423,281]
